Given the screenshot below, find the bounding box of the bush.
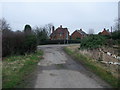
[111,30,120,45]
[80,35,106,49]
[1,19,38,57]
[2,30,37,57]
[24,34,37,53]
[112,30,120,40]
[2,30,15,56]
[34,26,49,45]
[24,24,32,34]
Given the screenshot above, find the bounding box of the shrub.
[111,30,120,45]
[80,35,106,49]
[2,29,37,57]
[24,34,37,53]
[1,19,38,57]
[2,29,15,56]
[34,26,49,45]
[24,24,32,34]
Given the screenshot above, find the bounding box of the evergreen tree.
[24,24,32,34]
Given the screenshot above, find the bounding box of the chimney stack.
[104,28,106,31]
[111,26,112,33]
[80,29,82,31]
[60,25,62,28]
[52,26,55,33]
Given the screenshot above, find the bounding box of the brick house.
[71,29,87,40]
[50,25,69,40]
[98,28,111,35]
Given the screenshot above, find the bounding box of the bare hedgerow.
[1,18,37,57]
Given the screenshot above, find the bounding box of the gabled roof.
[100,28,111,35]
[75,29,86,35]
[56,27,68,33]
[50,25,69,37]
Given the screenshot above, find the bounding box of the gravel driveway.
[25,44,111,88]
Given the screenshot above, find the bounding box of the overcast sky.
[1,1,118,34]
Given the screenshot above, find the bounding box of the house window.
[60,32,62,37]
[60,33,62,36]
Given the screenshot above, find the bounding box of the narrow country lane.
[25,45,111,88]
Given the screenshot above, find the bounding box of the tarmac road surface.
[24,44,111,88]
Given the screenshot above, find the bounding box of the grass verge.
[2,50,43,88]
[63,47,119,88]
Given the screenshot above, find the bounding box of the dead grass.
[64,46,119,88]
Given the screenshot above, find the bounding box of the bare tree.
[113,19,120,31]
[45,23,54,36]
[0,18,11,31]
[33,26,49,45]
[0,18,14,57]
[88,28,94,35]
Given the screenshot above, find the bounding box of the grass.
[2,50,43,88]
[64,47,119,88]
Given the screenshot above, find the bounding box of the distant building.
[98,28,111,35]
[50,25,69,40]
[71,29,87,40]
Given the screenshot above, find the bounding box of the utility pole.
[66,32,68,44]
[118,18,120,31]
[111,26,112,33]
[118,23,119,31]
[118,1,120,31]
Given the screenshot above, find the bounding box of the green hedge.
[39,40,81,45]
[80,35,106,49]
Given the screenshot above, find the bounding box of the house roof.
[100,28,111,35]
[56,27,68,33]
[76,29,86,35]
[50,25,69,37]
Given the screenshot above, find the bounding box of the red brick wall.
[55,31,69,40]
[71,31,82,40]
[50,28,69,40]
[101,30,110,35]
